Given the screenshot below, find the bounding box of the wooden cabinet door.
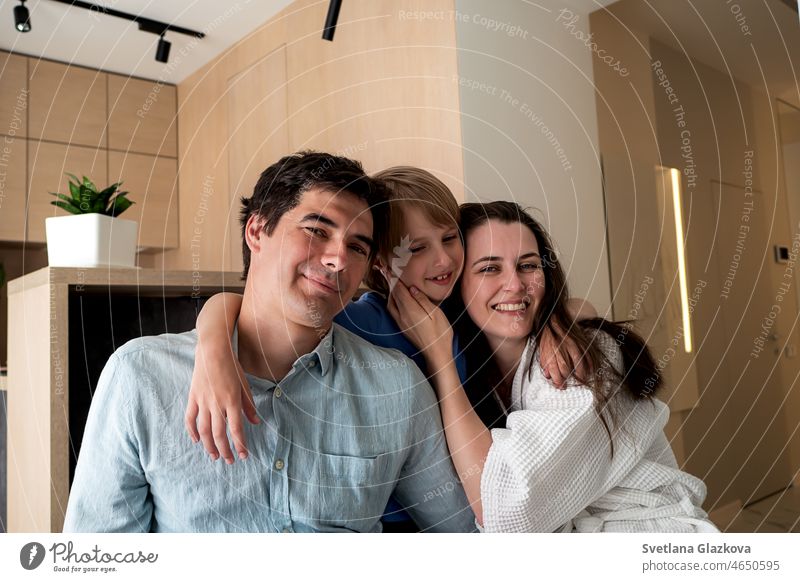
[109,151,178,249]
[0,52,28,241]
[0,137,27,241]
[28,60,107,148]
[27,141,107,242]
[108,75,177,157]
[0,51,27,138]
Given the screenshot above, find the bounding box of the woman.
[389,201,717,532]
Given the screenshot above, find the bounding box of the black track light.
[46,1,205,63]
[155,34,171,63]
[14,0,31,33]
[322,0,341,41]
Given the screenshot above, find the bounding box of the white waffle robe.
[481,332,718,533]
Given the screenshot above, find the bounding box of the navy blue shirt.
[334,292,468,383]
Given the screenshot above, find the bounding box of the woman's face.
[460,219,545,346]
[394,205,464,304]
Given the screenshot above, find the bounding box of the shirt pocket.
[315,452,394,531]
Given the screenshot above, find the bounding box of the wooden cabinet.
[27,141,107,243]
[0,51,179,249]
[0,52,27,138]
[0,52,28,242]
[0,137,27,241]
[6,267,244,532]
[28,60,107,149]
[108,76,177,157]
[109,151,179,249]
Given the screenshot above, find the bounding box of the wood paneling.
[109,152,178,249]
[165,0,463,271]
[108,75,177,157]
[7,281,57,532]
[226,46,288,272]
[28,60,107,148]
[0,137,27,241]
[0,54,178,248]
[285,0,464,191]
[27,141,108,243]
[0,246,48,369]
[0,51,27,138]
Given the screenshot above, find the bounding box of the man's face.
[245,187,374,332]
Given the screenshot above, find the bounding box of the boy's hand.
[184,342,260,464]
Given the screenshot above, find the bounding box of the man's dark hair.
[240,150,389,279]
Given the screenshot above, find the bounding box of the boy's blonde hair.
[366,166,460,295]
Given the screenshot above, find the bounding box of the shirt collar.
[231,322,334,378]
[309,325,334,377]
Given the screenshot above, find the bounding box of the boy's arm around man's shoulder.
[63,349,153,532]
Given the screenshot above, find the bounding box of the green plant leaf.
[61,172,81,204]
[73,184,92,212]
[53,174,131,215]
[96,182,122,212]
[51,200,83,215]
[50,192,79,207]
[82,176,97,193]
[66,179,81,202]
[65,173,82,201]
[91,198,106,213]
[108,195,133,217]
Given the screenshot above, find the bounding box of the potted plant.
[46,174,138,268]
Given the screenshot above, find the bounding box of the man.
[64,151,474,532]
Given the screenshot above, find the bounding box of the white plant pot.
[45,214,138,268]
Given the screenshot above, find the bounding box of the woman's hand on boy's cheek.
[387,281,453,364]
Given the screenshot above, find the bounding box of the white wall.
[455,0,611,312]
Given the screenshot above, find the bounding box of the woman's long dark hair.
[451,201,662,447]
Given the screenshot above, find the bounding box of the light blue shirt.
[334,291,469,524]
[63,325,475,533]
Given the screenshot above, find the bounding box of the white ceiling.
[3,0,795,93]
[0,0,625,85]
[0,0,293,83]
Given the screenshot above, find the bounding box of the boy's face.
[246,187,374,331]
[393,205,464,304]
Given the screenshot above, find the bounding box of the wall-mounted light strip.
[670,167,692,353]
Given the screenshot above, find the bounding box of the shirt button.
[307,360,316,368]
[274,459,285,471]
[274,387,282,398]
[282,528,291,533]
